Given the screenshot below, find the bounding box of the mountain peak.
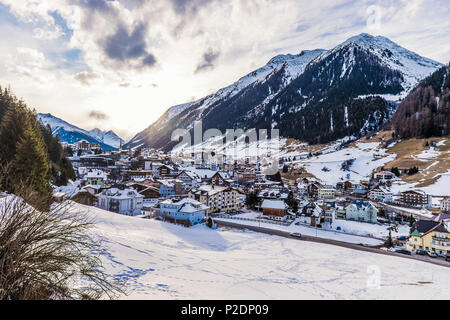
[124,33,443,150]
[37,113,124,149]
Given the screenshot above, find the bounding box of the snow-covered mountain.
[124,33,442,150]
[314,33,442,100]
[124,49,326,149]
[88,128,124,149]
[37,113,124,150]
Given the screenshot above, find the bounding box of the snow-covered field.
[327,219,410,239]
[391,170,450,197]
[71,203,450,300]
[294,142,396,185]
[216,213,384,245]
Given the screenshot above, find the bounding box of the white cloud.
[0,0,448,140]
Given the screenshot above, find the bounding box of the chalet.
[257,187,289,201]
[210,172,233,186]
[159,198,209,227]
[297,183,308,196]
[440,197,450,213]
[369,187,393,203]
[343,181,355,191]
[159,179,183,198]
[406,220,450,256]
[318,185,336,201]
[176,170,200,188]
[97,188,144,216]
[308,182,322,198]
[73,139,90,151]
[154,164,174,178]
[84,169,108,187]
[298,202,323,227]
[374,171,398,183]
[261,199,288,216]
[345,200,378,224]
[352,188,368,198]
[72,190,98,206]
[82,184,103,195]
[139,186,160,200]
[400,190,432,208]
[237,171,256,183]
[189,185,243,214]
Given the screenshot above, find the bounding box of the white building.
[369,187,393,203]
[441,197,450,213]
[97,188,144,216]
[318,185,336,201]
[73,139,91,151]
[345,200,378,224]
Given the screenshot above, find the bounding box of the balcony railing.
[432,236,450,242]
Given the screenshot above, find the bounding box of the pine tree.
[385,230,394,248]
[11,121,51,209]
[0,98,29,166]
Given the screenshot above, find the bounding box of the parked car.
[397,236,408,241]
[415,249,426,255]
[426,251,438,258]
[290,232,302,239]
[446,255,450,262]
[396,249,412,255]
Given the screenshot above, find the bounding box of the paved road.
[216,220,450,269]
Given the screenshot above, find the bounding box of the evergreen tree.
[292,201,299,214]
[385,230,394,248]
[11,121,52,209]
[0,98,29,166]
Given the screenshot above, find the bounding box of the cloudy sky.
[0,0,449,140]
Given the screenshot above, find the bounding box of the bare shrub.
[0,181,124,300]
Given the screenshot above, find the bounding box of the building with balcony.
[188,185,243,214]
[407,220,450,256]
[97,187,144,216]
[400,190,432,208]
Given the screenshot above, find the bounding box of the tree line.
[0,86,75,210]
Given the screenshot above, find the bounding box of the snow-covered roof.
[261,199,288,210]
[195,185,231,196]
[85,169,108,180]
[160,197,209,213]
[99,188,144,199]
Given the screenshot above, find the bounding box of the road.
[215,220,450,269]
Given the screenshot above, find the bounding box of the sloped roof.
[411,220,449,235]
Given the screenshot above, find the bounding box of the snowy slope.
[72,203,450,299]
[37,113,124,150]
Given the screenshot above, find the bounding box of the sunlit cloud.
[0,0,448,141]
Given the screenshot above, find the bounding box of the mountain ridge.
[37,113,125,150]
[124,33,442,151]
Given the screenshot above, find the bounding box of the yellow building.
[406,220,450,256]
